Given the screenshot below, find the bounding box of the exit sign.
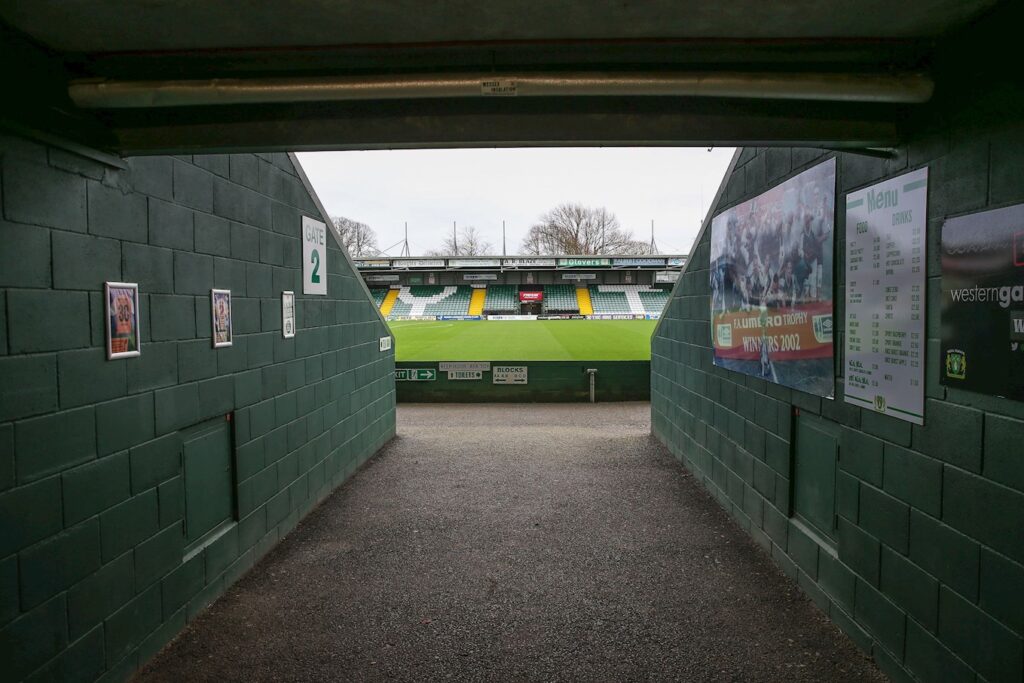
[302,216,327,296]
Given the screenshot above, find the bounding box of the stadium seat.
[588,285,671,315]
[389,285,473,318]
[483,285,519,314]
[370,288,388,308]
[542,285,579,313]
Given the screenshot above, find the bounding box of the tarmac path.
[138,403,883,682]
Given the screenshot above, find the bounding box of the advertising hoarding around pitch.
[710,158,836,397]
[941,202,1024,400]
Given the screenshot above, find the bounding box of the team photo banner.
[710,158,836,397]
[712,302,833,361]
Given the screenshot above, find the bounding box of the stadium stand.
[542,284,579,313]
[483,285,519,313]
[370,288,388,307]
[389,285,472,317]
[589,285,670,315]
[638,288,671,314]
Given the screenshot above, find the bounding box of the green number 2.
[310,249,321,283]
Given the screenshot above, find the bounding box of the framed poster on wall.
[211,289,233,348]
[940,202,1024,400]
[282,291,295,339]
[709,158,836,397]
[844,167,928,424]
[105,282,141,359]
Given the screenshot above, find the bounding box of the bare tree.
[332,216,379,257]
[427,225,493,256]
[520,203,639,255]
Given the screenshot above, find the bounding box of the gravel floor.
[137,403,884,682]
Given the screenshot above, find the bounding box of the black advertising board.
[940,203,1024,399]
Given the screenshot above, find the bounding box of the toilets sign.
[302,216,328,295]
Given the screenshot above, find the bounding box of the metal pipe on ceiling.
[68,71,933,109]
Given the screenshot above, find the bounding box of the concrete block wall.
[652,126,1024,680]
[0,135,396,681]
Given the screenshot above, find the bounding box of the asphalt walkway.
[138,403,883,682]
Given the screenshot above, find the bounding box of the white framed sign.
[211,289,233,348]
[282,291,295,338]
[493,366,528,384]
[844,167,928,424]
[302,216,328,296]
[379,336,392,352]
[105,282,141,359]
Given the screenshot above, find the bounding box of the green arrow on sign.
[395,368,436,381]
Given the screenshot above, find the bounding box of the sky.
[297,147,735,257]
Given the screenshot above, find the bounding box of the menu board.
[843,167,928,424]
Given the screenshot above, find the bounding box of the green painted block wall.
[0,136,396,681]
[652,117,1024,680]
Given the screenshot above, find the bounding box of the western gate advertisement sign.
[710,158,836,397]
[940,202,1024,400]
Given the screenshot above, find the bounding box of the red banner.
[519,291,543,302]
[712,302,833,361]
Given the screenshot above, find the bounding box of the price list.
[844,168,928,424]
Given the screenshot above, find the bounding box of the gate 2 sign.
[302,216,328,296]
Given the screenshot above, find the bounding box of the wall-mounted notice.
[282,291,296,338]
[439,362,490,372]
[379,336,392,352]
[302,216,328,295]
[710,158,836,398]
[940,202,1024,400]
[844,168,928,423]
[493,366,528,384]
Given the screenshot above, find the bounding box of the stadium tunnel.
[1,2,1023,681]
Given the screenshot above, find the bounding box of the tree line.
[331,202,655,257]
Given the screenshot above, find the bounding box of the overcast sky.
[297,147,735,256]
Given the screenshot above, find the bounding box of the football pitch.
[388,320,657,361]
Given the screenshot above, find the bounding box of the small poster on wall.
[282,291,296,338]
[211,289,233,348]
[940,202,1024,400]
[105,282,140,359]
[710,158,836,397]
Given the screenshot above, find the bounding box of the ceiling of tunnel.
[0,0,1012,154]
[0,0,997,53]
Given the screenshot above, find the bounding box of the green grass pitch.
[388,319,657,361]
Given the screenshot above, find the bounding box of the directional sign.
[493,366,528,384]
[395,368,436,381]
[448,370,483,380]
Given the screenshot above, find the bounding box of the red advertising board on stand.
[519,291,544,302]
